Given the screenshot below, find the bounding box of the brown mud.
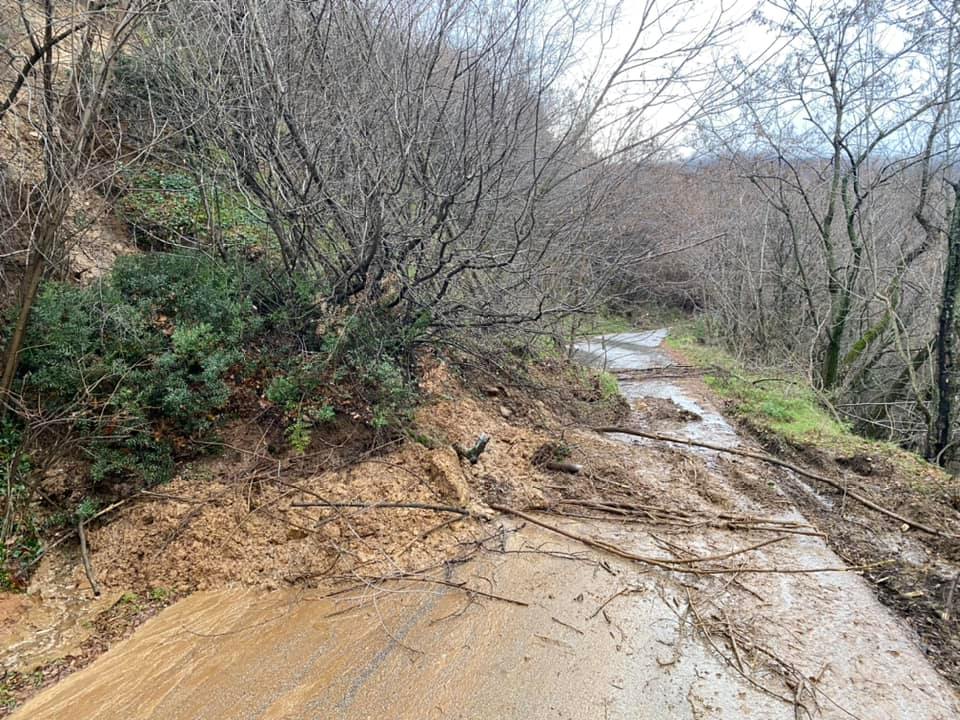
[0,352,627,712]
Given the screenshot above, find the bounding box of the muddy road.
[11,331,960,719]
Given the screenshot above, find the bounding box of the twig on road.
[290,500,470,515]
[593,426,952,538]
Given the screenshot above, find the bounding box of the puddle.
[575,330,739,452]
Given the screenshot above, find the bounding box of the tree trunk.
[931,182,960,465]
[0,208,62,415]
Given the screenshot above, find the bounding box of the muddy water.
[2,547,122,674]
[575,331,739,449]
[11,330,960,719]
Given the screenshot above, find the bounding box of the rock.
[428,447,475,507]
[836,454,876,476]
[545,461,582,474]
[483,386,501,397]
[499,405,513,419]
[286,527,308,541]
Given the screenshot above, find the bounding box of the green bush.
[13,243,429,480]
[265,375,301,409]
[359,358,414,432]
[320,309,423,434]
[285,418,312,454]
[18,252,256,487]
[264,359,327,411]
[597,370,620,401]
[0,422,38,590]
[239,264,317,335]
[116,169,199,244]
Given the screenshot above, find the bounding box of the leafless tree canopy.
[104,0,721,335]
[4,0,960,464]
[640,0,960,462]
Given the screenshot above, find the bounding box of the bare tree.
[682,0,960,459]
[120,0,730,341]
[0,1,159,409]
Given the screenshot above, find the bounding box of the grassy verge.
[665,320,943,484]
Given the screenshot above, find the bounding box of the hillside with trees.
[2,0,960,715]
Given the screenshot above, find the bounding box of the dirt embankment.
[0,352,628,712]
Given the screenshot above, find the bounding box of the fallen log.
[290,500,470,515]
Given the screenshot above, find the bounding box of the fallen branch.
[683,588,802,710]
[395,576,529,607]
[594,426,951,538]
[290,500,470,515]
[397,516,467,557]
[490,505,873,576]
[544,461,583,474]
[545,499,822,536]
[326,570,528,608]
[663,534,789,565]
[588,586,643,619]
[491,504,683,570]
[77,520,101,597]
[33,498,131,565]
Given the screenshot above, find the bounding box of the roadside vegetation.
[667,321,850,445]
[667,319,953,490]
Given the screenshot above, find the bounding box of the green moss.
[0,681,16,712]
[553,311,632,340]
[668,319,947,485]
[17,252,257,488]
[628,305,691,331]
[147,587,171,602]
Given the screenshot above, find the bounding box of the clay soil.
[0,351,631,713]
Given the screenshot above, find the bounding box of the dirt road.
[12,331,960,719]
